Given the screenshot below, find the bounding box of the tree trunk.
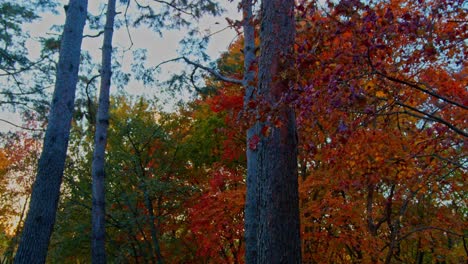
[91,0,116,263]
[242,0,259,263]
[255,0,301,263]
[13,1,88,263]
[143,191,164,264]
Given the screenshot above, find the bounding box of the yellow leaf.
[376,91,386,97]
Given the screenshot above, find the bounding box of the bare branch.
[0,118,45,132]
[151,0,196,17]
[153,57,184,70]
[189,67,204,93]
[182,57,243,85]
[83,31,104,38]
[151,54,244,95]
[123,0,134,52]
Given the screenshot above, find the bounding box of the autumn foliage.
[1,0,466,263]
[187,0,467,262]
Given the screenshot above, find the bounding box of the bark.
[13,1,88,263]
[91,0,116,263]
[242,0,259,263]
[255,0,301,263]
[143,190,164,264]
[416,238,424,264]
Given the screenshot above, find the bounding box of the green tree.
[49,96,199,262]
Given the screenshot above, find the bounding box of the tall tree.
[178,1,302,261]
[253,0,301,262]
[240,0,259,262]
[91,0,116,262]
[14,0,88,263]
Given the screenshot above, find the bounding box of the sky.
[0,0,242,132]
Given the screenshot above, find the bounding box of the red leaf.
[248,135,260,150]
[261,125,271,137]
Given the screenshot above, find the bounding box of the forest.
[0,0,466,263]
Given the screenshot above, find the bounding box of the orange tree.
[185,0,466,263]
[185,45,247,262]
[294,0,467,262]
[0,131,41,263]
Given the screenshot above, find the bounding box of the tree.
[189,164,245,263]
[0,1,36,73]
[252,0,301,262]
[2,0,465,262]
[102,97,205,263]
[179,2,302,261]
[293,0,467,262]
[184,65,246,261]
[181,1,302,261]
[14,0,88,263]
[182,0,466,262]
[91,0,116,262]
[0,1,59,119]
[47,96,204,262]
[240,0,259,262]
[0,132,41,263]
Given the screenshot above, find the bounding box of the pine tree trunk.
[91,0,116,263]
[255,0,301,263]
[242,0,259,262]
[14,1,88,263]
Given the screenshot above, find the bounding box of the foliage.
[0,2,38,71]
[0,0,58,115]
[295,0,467,262]
[0,131,41,263]
[1,0,466,262]
[189,164,245,263]
[183,0,467,261]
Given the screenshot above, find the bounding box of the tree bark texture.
[242,0,259,262]
[91,0,116,263]
[143,190,164,264]
[14,1,88,263]
[255,0,301,263]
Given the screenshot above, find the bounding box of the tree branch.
[377,71,467,111]
[182,57,243,85]
[123,0,134,52]
[189,67,204,93]
[151,0,196,17]
[0,118,44,132]
[367,48,467,111]
[398,226,466,242]
[395,100,468,137]
[83,31,105,38]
